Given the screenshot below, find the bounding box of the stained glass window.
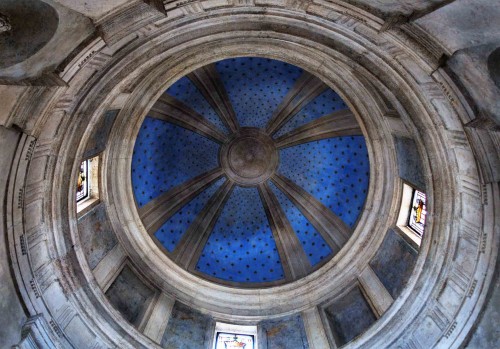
[76,160,89,202]
[408,189,426,237]
[215,332,254,349]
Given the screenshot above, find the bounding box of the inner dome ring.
[102,37,399,318]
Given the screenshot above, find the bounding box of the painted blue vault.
[131,57,370,285]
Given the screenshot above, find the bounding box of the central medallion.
[220,128,279,186]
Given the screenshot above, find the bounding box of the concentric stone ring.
[220,128,278,186]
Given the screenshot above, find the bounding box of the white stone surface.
[141,293,174,343]
[416,0,500,53]
[53,0,132,21]
[302,307,332,349]
[358,266,394,318]
[93,244,127,291]
[0,1,498,348]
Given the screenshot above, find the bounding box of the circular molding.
[220,127,278,186]
[105,39,394,318]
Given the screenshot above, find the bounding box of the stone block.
[259,314,309,349]
[105,265,154,326]
[324,285,376,346]
[369,228,418,299]
[161,301,214,349]
[416,0,500,53]
[77,203,118,270]
[393,136,426,190]
[82,109,118,159]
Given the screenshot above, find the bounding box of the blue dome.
[132,57,369,287]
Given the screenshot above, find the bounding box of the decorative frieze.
[17,187,24,209]
[285,0,309,12]
[85,52,112,71]
[60,39,107,83]
[458,176,482,202]
[448,267,471,295]
[232,0,255,6]
[181,1,205,14]
[29,279,41,299]
[20,234,28,255]
[429,304,451,331]
[24,139,37,161]
[480,232,487,254]
[335,14,360,30]
[54,304,77,331]
[98,2,166,45]
[459,219,481,248]
[447,129,468,149]
[405,337,420,349]
[337,10,368,25]
[467,279,478,298]
[444,321,458,339]
[25,227,46,249]
[34,262,55,294]
[48,319,63,338]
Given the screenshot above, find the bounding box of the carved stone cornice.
[4,2,497,349]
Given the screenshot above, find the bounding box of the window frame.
[214,332,255,349]
[76,159,89,202]
[213,323,258,349]
[396,182,426,248]
[407,188,427,237]
[76,155,100,216]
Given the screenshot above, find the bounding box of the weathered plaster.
[369,229,418,299]
[259,314,309,349]
[161,301,215,349]
[393,136,427,190]
[105,265,155,326]
[77,202,118,270]
[324,286,377,346]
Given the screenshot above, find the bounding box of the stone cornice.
[3,3,497,349]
